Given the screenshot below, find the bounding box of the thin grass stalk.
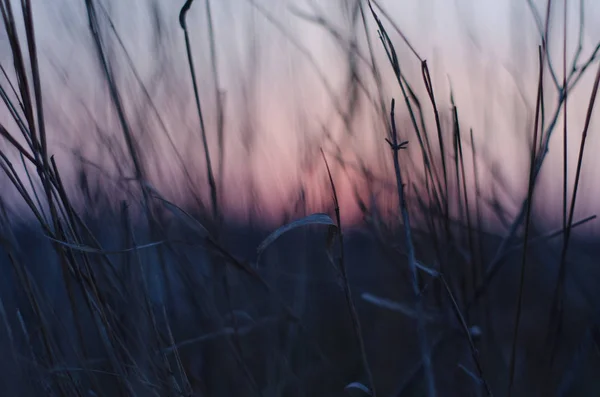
[562,0,568,235]
[321,149,376,397]
[507,46,545,397]
[0,82,34,152]
[452,101,476,313]
[400,74,445,242]
[402,79,444,267]
[450,89,463,231]
[450,98,468,306]
[0,154,48,229]
[20,153,48,225]
[469,129,485,271]
[204,0,226,220]
[549,32,600,364]
[388,99,436,397]
[0,64,26,116]
[368,0,422,61]
[20,0,48,168]
[19,1,65,251]
[180,0,223,226]
[421,62,451,244]
[438,273,492,396]
[0,0,39,160]
[84,0,146,184]
[358,1,390,133]
[402,74,446,209]
[537,0,553,151]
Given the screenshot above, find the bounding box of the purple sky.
[2,0,600,232]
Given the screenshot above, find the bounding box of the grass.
[1,0,600,396]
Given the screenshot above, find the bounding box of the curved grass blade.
[256,213,337,258]
[345,382,373,396]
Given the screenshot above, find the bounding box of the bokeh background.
[1,0,600,396]
[2,0,600,230]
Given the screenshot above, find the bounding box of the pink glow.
[1,0,600,235]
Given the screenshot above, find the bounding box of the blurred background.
[1,0,600,396]
[2,0,599,230]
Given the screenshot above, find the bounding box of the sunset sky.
[2,0,600,233]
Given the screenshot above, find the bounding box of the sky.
[1,0,600,233]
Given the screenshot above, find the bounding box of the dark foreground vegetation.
[1,0,600,396]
